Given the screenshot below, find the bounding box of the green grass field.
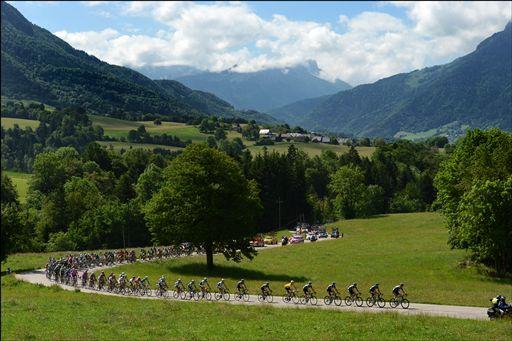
[1,117,40,129]
[5,213,510,307]
[2,275,511,340]
[247,142,375,158]
[3,171,31,203]
[107,213,511,307]
[96,141,183,152]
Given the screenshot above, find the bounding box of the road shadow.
[166,263,308,282]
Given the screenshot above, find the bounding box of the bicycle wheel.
[324,295,333,305]
[334,296,342,306]
[173,291,180,299]
[282,295,290,303]
[300,296,307,305]
[205,292,212,301]
[366,297,375,307]
[243,293,249,302]
[266,294,273,303]
[401,298,410,309]
[215,292,223,301]
[344,296,353,306]
[193,292,200,301]
[223,292,230,301]
[292,294,299,304]
[310,296,318,305]
[355,296,363,307]
[377,297,386,308]
[234,293,241,301]
[258,294,265,302]
[389,298,398,308]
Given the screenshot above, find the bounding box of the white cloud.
[81,1,111,7]
[55,1,512,85]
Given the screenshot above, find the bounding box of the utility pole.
[277,197,283,230]
[122,225,126,249]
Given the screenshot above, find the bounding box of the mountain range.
[272,22,512,138]
[0,2,277,124]
[171,61,351,112]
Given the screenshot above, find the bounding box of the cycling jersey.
[370,285,379,293]
[348,285,357,295]
[303,284,312,292]
[327,285,336,293]
[392,285,402,295]
[199,280,208,287]
[261,284,270,291]
[284,282,293,289]
[236,281,245,290]
[175,281,183,287]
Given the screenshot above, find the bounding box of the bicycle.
[173,287,186,299]
[389,294,409,309]
[282,290,300,304]
[186,289,200,301]
[234,288,250,302]
[215,288,231,301]
[324,293,342,306]
[155,285,169,298]
[300,292,318,305]
[366,294,386,308]
[257,290,274,303]
[198,288,212,301]
[344,293,363,307]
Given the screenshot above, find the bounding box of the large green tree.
[329,165,366,219]
[435,128,512,273]
[144,144,262,269]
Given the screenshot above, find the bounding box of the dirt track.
[15,268,487,321]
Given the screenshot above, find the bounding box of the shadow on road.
[166,263,308,282]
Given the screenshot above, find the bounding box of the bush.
[254,139,274,146]
[46,232,76,252]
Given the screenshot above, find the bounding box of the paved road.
[15,269,487,321]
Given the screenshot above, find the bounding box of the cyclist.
[326,282,339,299]
[98,271,106,289]
[89,272,97,288]
[119,272,127,289]
[392,283,407,298]
[129,276,137,291]
[157,275,168,292]
[348,283,360,298]
[303,281,316,299]
[187,280,198,298]
[175,278,185,293]
[108,272,117,290]
[81,269,88,287]
[141,276,150,290]
[236,279,248,296]
[199,277,211,298]
[216,278,228,294]
[369,283,382,298]
[284,280,296,298]
[261,282,272,298]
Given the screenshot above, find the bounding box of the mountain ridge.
[0,2,277,124]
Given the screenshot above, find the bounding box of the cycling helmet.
[265,282,269,285]
[291,280,294,283]
[203,277,207,281]
[241,279,245,282]
[400,283,404,287]
[353,283,357,286]
[308,281,312,285]
[375,283,379,287]
[121,272,125,276]
[177,278,181,281]
[143,276,148,279]
[332,282,336,285]
[191,280,195,283]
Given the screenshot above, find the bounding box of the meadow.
[0,117,40,129]
[5,213,511,307]
[3,171,31,203]
[2,275,511,340]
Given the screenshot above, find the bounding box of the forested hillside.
[0,2,276,124]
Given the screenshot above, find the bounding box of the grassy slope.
[96,141,183,152]
[0,117,40,129]
[247,142,375,158]
[6,213,510,307]
[3,171,31,203]
[2,276,511,340]
[110,213,512,307]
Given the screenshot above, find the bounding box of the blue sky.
[8,1,511,85]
